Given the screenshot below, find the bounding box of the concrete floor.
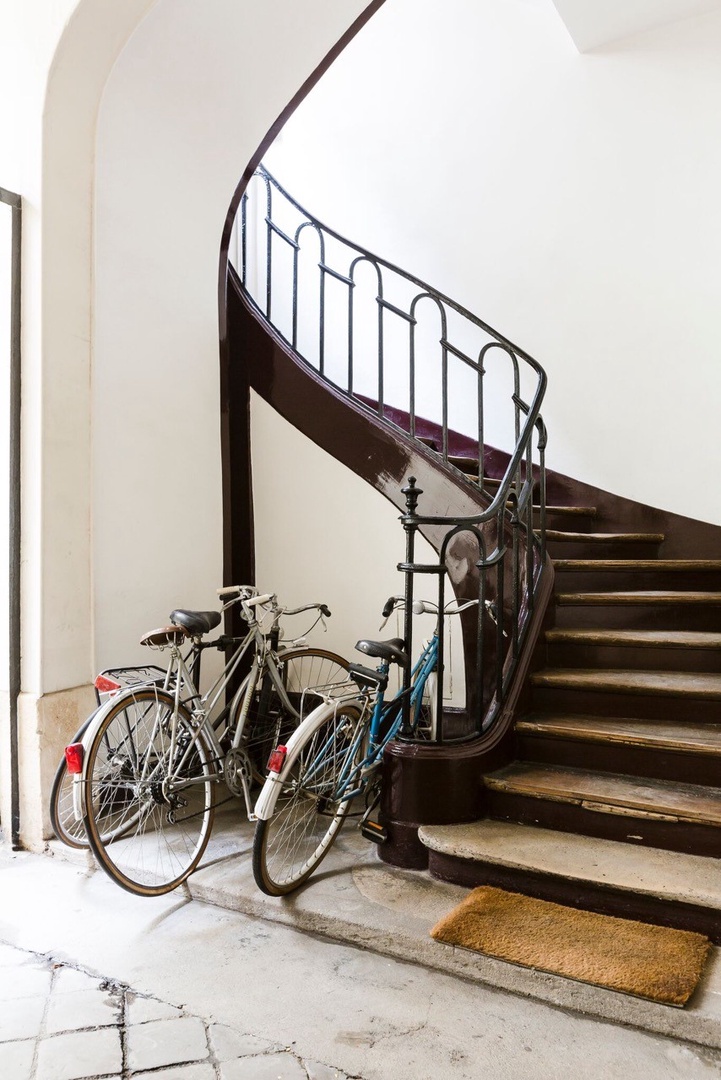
[2,814,721,1079]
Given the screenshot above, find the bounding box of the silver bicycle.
[58,587,349,897]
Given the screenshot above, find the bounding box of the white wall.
[263,0,721,523]
[89,0,376,673]
[250,392,466,703]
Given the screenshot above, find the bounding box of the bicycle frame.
[289,634,440,809]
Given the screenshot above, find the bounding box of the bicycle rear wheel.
[83,688,216,896]
[237,648,350,781]
[49,713,96,848]
[252,700,366,896]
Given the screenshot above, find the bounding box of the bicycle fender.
[75,686,177,819]
[252,697,363,821]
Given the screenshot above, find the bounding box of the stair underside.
[517,714,721,755]
[531,667,721,698]
[485,762,721,826]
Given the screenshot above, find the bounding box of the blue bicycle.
[252,594,478,895]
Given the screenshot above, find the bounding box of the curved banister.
[230,165,549,741]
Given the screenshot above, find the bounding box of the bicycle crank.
[223,747,253,803]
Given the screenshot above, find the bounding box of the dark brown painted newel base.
[378,739,498,869]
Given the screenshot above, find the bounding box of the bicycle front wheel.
[253,700,366,896]
[237,647,350,781]
[83,688,216,896]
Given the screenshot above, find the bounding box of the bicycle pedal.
[360,820,387,844]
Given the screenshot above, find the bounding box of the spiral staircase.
[223,168,721,943]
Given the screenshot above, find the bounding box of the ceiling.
[549,0,721,51]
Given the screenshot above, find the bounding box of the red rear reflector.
[95,674,121,694]
[267,745,288,773]
[65,743,84,774]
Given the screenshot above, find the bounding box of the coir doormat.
[430,886,710,1006]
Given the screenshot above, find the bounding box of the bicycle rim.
[83,688,216,896]
[253,702,364,895]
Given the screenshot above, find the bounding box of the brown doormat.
[430,886,710,1006]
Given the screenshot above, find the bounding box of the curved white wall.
[91,0,376,673]
[264,0,721,524]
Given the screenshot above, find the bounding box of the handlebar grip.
[381,596,397,618]
[217,584,256,599]
[244,593,273,609]
[320,605,331,618]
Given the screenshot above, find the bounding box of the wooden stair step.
[535,506,596,516]
[546,628,721,650]
[557,590,721,605]
[554,559,721,572]
[517,714,721,756]
[531,667,721,699]
[484,762,721,826]
[418,820,721,911]
[546,531,664,544]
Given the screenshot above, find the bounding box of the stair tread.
[532,667,721,698]
[546,531,664,543]
[418,820,721,908]
[554,559,721,571]
[546,629,721,649]
[557,590,721,604]
[485,762,721,825]
[541,506,597,516]
[517,713,721,755]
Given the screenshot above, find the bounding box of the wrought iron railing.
[231,166,547,741]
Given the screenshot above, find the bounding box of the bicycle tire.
[49,712,96,848]
[252,699,365,896]
[83,687,216,897]
[234,647,350,782]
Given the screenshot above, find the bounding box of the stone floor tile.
[126,991,182,1026]
[208,1022,276,1061]
[46,986,121,1033]
[0,960,52,1000]
[51,966,102,995]
[127,1015,208,1072]
[35,1027,122,1080]
[0,942,34,967]
[134,1065,216,1080]
[306,1061,349,1080]
[0,1038,35,1080]
[0,994,47,1042]
[220,1052,308,1080]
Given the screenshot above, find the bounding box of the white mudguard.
[253,696,364,821]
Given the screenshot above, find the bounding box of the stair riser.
[517,734,721,787]
[546,541,662,560]
[537,512,597,532]
[426,851,721,942]
[487,789,721,859]
[545,642,721,673]
[553,604,721,632]
[554,570,721,592]
[531,685,721,722]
